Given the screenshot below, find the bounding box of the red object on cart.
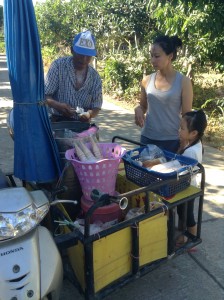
[81,196,122,223]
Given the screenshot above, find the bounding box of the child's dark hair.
[181,109,207,153]
[153,35,182,61]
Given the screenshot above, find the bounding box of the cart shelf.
[62,167,204,300]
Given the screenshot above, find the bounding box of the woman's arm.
[134,75,149,127]
[181,76,193,115]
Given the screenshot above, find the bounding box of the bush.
[41,45,71,72]
[104,58,130,95]
[0,32,5,53]
[202,98,224,117]
[102,49,152,101]
[193,72,224,110]
[0,41,5,53]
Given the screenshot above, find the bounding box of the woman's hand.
[134,106,145,128]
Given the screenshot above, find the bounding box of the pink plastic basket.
[65,143,126,201]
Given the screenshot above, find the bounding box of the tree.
[147,0,224,71]
[0,5,3,31]
[35,0,154,57]
[34,0,223,104]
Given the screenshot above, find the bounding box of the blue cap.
[72,30,97,57]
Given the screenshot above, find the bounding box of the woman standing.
[134,35,193,152]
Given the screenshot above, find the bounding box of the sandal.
[175,233,188,247]
[187,225,197,236]
[175,230,197,248]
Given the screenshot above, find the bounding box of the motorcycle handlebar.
[51,199,78,206]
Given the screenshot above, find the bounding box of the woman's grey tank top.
[141,71,183,141]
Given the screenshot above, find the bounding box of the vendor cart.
[55,135,205,300]
[1,131,205,299]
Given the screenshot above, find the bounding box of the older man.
[45,30,102,122]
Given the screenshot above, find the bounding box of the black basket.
[122,147,198,197]
[51,120,91,132]
[51,121,98,153]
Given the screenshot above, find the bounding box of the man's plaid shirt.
[45,56,102,119]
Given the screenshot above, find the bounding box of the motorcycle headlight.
[0,203,49,241]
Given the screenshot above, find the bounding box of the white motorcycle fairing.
[0,225,63,300]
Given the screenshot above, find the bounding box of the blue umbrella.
[4,0,61,182]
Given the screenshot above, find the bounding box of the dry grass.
[204,117,224,152]
[104,94,137,110]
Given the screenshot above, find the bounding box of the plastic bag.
[139,144,165,162]
[137,144,167,168]
[125,207,144,220]
[150,159,182,173]
[64,128,78,138]
[74,218,118,235]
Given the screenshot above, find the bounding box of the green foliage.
[0,41,5,53]
[202,98,224,117]
[35,0,154,59]
[192,73,224,115]
[35,0,224,111]
[0,5,3,30]
[147,0,224,71]
[41,45,64,70]
[35,0,224,74]
[103,48,153,99]
[0,5,3,53]
[95,0,153,49]
[0,29,4,53]
[35,0,73,47]
[104,59,127,93]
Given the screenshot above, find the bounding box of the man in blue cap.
[45,30,102,122]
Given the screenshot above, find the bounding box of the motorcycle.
[0,171,77,300]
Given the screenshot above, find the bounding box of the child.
[176,109,207,245]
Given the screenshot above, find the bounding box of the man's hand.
[58,103,77,118]
[46,97,77,118]
[79,108,100,122]
[79,111,91,122]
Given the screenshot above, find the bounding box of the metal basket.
[51,121,98,153]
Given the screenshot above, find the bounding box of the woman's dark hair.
[180,109,208,153]
[153,35,182,61]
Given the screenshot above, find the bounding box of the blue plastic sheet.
[4,0,61,182]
